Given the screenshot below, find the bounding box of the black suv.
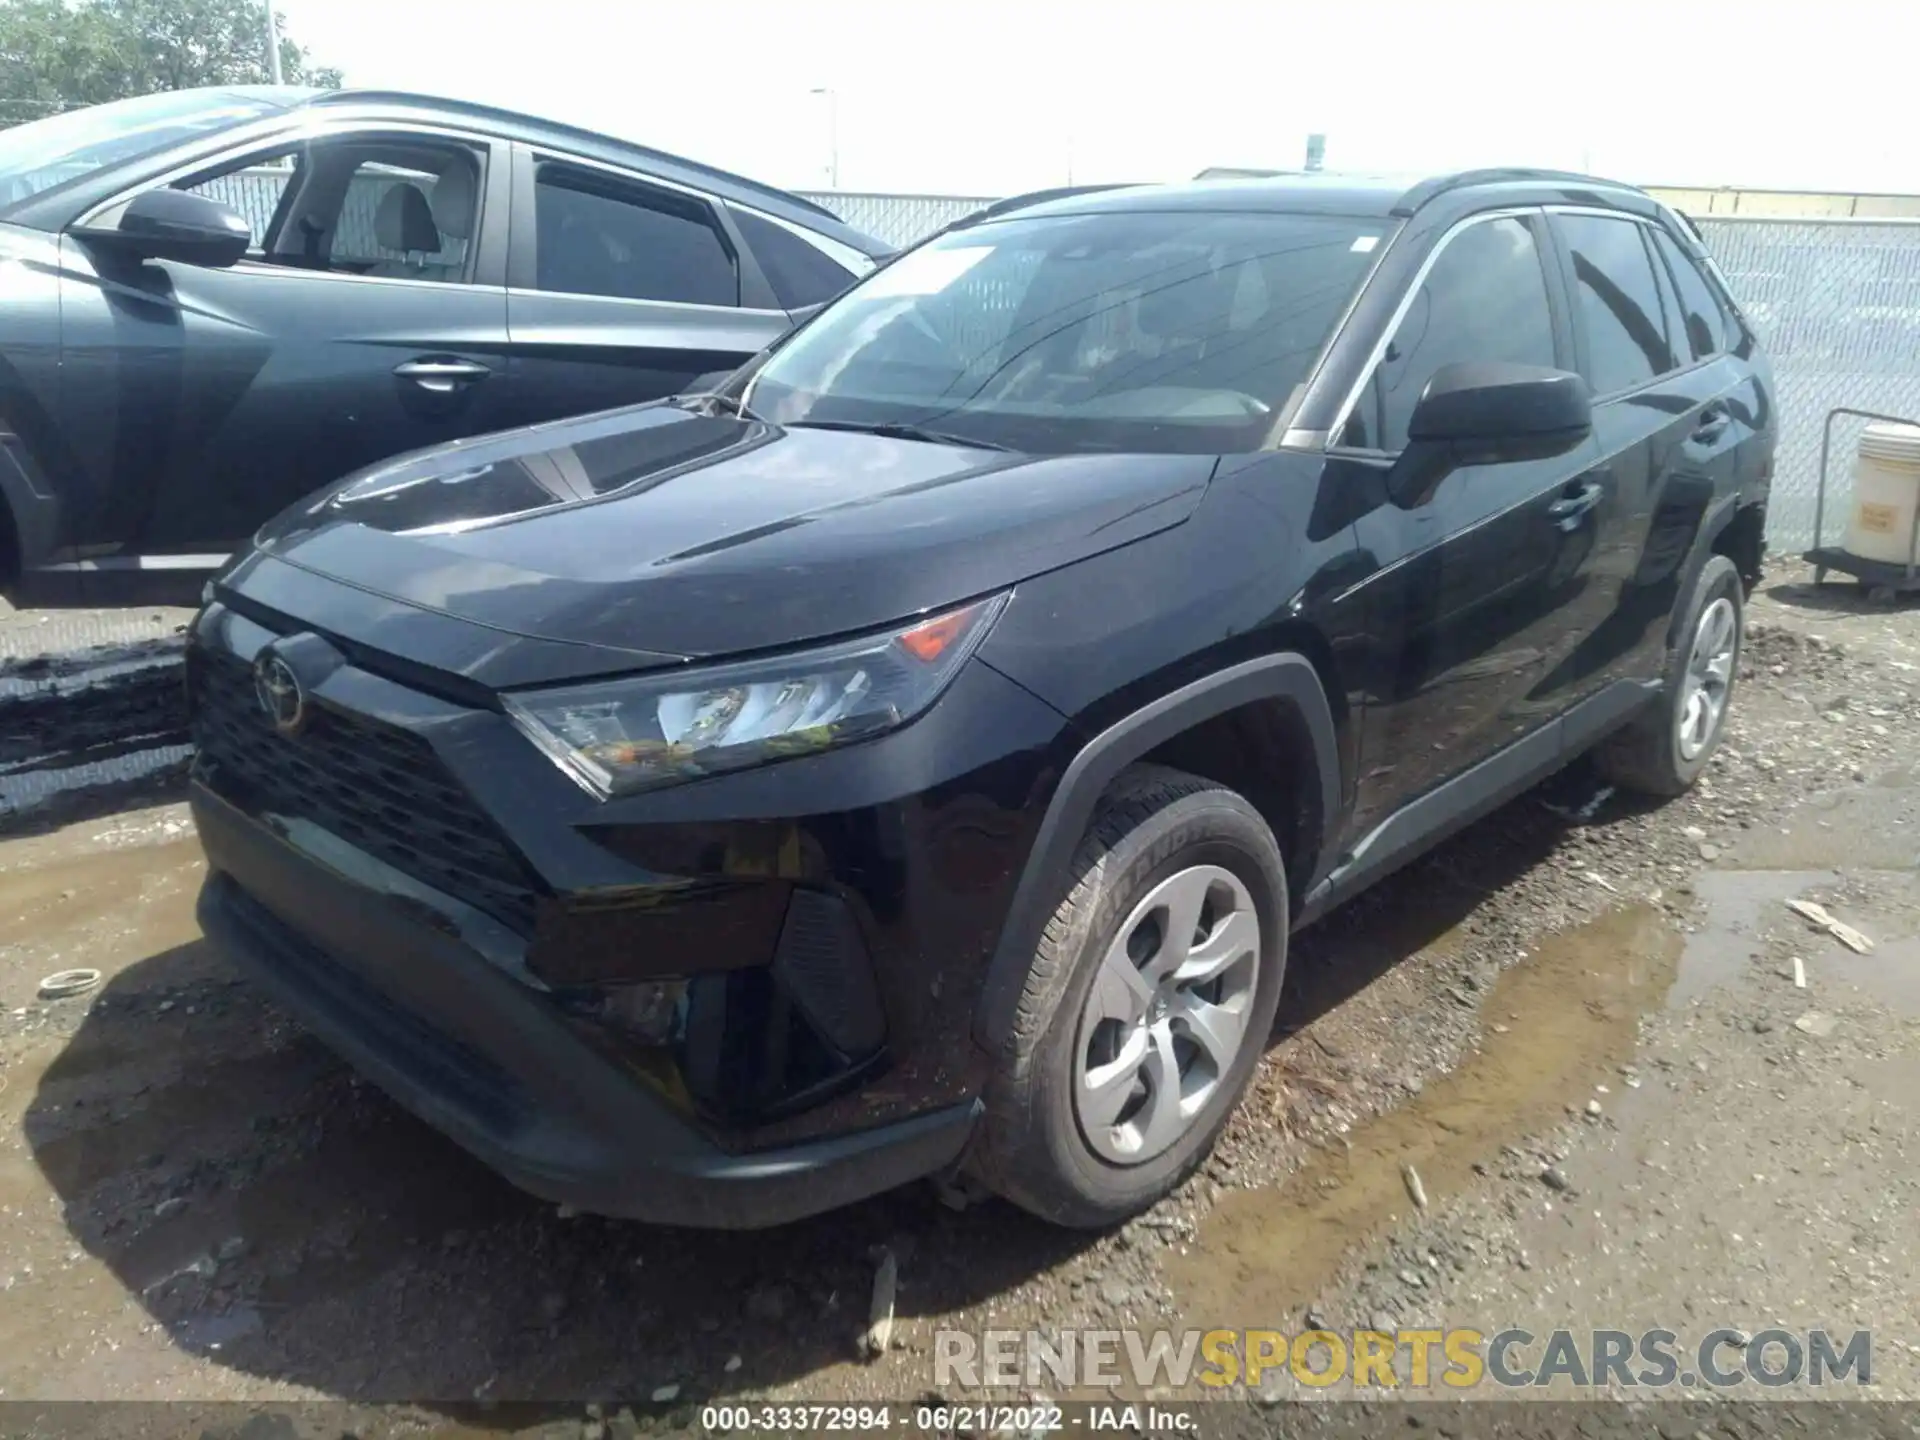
[0,86,887,606]
[187,169,1773,1229]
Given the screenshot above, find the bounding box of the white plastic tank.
[1844,422,1920,565]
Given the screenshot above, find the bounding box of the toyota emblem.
[253,650,308,736]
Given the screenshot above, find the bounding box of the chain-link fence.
[798,190,988,248]
[1694,217,1920,551]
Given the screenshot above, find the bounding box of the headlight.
[503,593,1008,798]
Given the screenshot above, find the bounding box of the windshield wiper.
[669,391,768,424]
[785,419,1017,453]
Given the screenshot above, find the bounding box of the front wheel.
[971,766,1288,1228]
[1596,553,1744,797]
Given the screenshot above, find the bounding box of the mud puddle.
[1170,906,1682,1326]
[1171,793,1920,1335]
[1672,868,1920,1015]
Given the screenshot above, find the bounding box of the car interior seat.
[366,182,443,280]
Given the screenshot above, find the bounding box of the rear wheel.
[972,766,1287,1228]
[1596,553,1743,796]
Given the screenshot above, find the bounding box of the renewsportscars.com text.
[934,1326,1873,1391]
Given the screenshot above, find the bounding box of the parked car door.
[54,126,512,590]
[499,146,797,431]
[1335,211,1629,837]
[1538,209,1739,699]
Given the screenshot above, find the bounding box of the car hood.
[243,403,1215,666]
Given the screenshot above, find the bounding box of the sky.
[276,0,1920,200]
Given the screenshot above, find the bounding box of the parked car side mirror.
[1389,361,1593,508]
[73,188,251,269]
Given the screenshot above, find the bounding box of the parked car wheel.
[973,766,1288,1228]
[1597,553,1744,797]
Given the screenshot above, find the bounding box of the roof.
[996,167,1655,225]
[295,88,886,254]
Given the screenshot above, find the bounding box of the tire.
[1596,553,1744,797]
[971,765,1288,1228]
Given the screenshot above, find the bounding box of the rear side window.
[730,206,855,310]
[1559,214,1677,394]
[1341,215,1556,452]
[1651,228,1727,361]
[533,168,738,306]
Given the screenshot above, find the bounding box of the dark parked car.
[186,169,1773,1228]
[0,86,888,605]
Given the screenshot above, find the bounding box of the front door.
[56,128,510,593]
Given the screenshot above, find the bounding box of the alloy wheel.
[1072,864,1261,1165]
[1677,595,1737,761]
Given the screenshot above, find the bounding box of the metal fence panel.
[798,191,988,249]
[1694,218,1920,552]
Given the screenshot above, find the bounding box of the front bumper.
[193,781,979,1228]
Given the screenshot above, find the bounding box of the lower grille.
[191,647,543,935]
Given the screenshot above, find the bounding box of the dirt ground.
[0,564,1915,1433]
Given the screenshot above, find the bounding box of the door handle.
[1547,480,1604,529]
[1692,404,1731,443]
[394,358,492,394]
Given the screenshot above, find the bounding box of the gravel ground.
[0,562,1914,1436]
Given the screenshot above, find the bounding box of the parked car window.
[730,205,855,310]
[181,155,296,251]
[534,169,738,306]
[1339,216,1556,452]
[745,210,1387,455]
[1651,228,1727,361]
[1560,214,1677,394]
[329,155,478,280]
[176,137,484,282]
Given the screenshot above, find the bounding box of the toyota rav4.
[187,168,1774,1228]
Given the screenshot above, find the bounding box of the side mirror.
[1388,361,1592,508]
[74,188,251,269]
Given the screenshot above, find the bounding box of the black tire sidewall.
[1026,794,1287,1220]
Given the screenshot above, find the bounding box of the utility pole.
[265,1,284,85]
[809,87,839,189]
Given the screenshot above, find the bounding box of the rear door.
[499,147,794,430]
[1338,210,1626,837]
[57,126,513,586]
[1541,209,1737,695]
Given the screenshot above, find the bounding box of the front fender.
[971,652,1338,1052]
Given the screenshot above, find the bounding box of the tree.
[0,0,340,121]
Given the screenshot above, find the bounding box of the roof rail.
[307,89,843,223]
[1391,167,1641,217]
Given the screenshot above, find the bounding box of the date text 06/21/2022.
[696,1404,1194,1433]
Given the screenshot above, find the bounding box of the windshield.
[0,88,303,214]
[746,209,1388,454]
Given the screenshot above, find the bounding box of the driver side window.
[180,156,294,253]
[1340,215,1556,452]
[176,135,485,283]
